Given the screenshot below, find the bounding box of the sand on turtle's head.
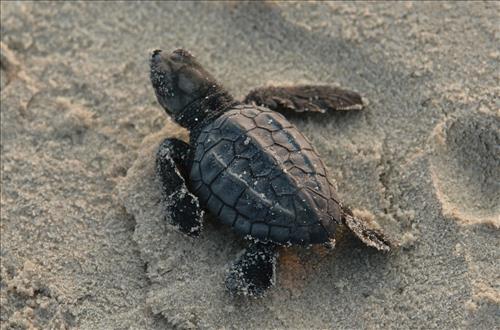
[149,48,220,117]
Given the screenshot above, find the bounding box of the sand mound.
[116,125,400,329]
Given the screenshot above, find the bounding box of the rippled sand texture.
[1,2,499,329]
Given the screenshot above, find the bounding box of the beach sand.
[1,2,499,329]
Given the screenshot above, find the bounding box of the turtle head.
[150,48,218,116]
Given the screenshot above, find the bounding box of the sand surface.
[1,2,499,329]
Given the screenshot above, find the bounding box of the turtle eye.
[171,49,193,62]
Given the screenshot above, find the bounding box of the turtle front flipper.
[244,85,364,114]
[341,206,392,252]
[157,138,204,237]
[225,242,278,297]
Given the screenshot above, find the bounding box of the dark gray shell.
[189,105,342,245]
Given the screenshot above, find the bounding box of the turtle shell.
[189,105,342,245]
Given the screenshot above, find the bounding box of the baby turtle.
[150,48,392,297]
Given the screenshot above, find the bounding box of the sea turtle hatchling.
[150,48,393,296]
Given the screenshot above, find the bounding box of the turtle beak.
[151,49,162,60]
[150,49,174,74]
[150,49,163,68]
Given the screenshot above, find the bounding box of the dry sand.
[1,2,499,329]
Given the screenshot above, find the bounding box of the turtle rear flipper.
[341,207,392,252]
[225,242,278,297]
[244,85,364,114]
[157,138,204,237]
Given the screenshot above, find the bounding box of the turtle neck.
[174,88,239,142]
